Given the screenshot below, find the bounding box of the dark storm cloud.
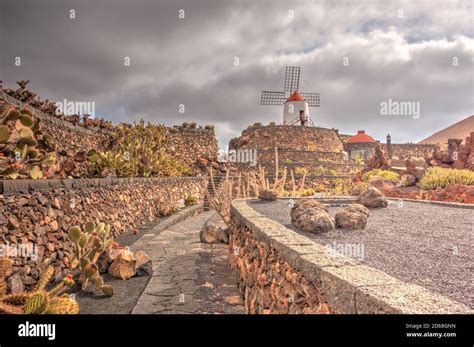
[1,0,473,148]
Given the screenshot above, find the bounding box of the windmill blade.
[284,66,300,92]
[301,92,320,107]
[260,91,286,105]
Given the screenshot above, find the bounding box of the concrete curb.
[230,198,471,314]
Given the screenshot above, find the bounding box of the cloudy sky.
[1,0,473,148]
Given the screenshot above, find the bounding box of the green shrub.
[418,167,474,190]
[362,169,399,182]
[299,188,315,197]
[355,156,365,165]
[185,195,198,205]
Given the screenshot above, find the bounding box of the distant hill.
[419,115,474,144]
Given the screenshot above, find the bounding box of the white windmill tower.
[260,66,320,126]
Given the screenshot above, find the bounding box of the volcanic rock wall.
[228,125,361,177]
[382,143,436,160]
[229,202,331,314]
[166,125,219,172]
[1,91,114,153]
[1,91,219,173]
[0,177,205,292]
[229,124,345,152]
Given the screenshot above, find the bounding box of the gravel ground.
[248,199,474,308]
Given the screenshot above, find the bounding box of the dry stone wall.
[1,91,218,173]
[1,91,113,153]
[227,125,360,180]
[166,126,219,171]
[0,177,205,292]
[382,143,436,160]
[229,125,345,152]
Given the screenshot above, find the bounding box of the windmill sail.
[260,91,286,105]
[284,66,300,92]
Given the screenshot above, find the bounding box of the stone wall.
[0,177,205,292]
[227,125,360,183]
[254,149,346,163]
[381,143,436,160]
[229,125,345,152]
[229,199,468,314]
[232,162,361,176]
[1,91,218,173]
[1,91,114,153]
[166,126,219,172]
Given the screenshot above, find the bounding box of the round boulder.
[291,199,328,212]
[258,189,278,201]
[290,199,334,233]
[356,186,388,208]
[335,204,369,230]
[345,203,369,216]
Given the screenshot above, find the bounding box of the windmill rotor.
[260,66,320,126]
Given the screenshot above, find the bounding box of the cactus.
[185,195,198,206]
[30,165,43,179]
[24,291,50,314]
[0,278,6,297]
[0,103,58,179]
[20,113,34,127]
[87,121,191,178]
[67,221,115,296]
[5,109,20,122]
[0,266,79,314]
[34,266,54,291]
[45,296,79,314]
[418,167,474,190]
[0,302,24,314]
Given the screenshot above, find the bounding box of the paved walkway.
[132,211,244,314]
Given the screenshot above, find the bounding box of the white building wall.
[283,100,309,125]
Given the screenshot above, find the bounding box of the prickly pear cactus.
[0,103,58,179]
[67,221,115,297]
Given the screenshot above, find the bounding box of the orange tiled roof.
[286,91,305,102]
[347,130,375,144]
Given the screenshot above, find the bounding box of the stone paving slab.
[132,212,244,314]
